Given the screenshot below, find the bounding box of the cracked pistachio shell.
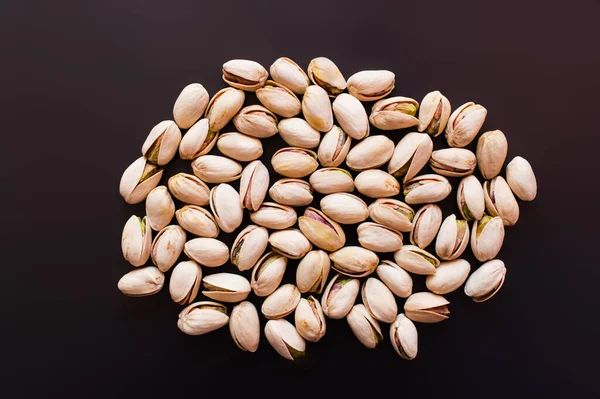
[376,260,413,298]
[403,174,452,204]
[445,102,487,147]
[369,97,419,130]
[368,199,414,233]
[118,266,165,297]
[231,225,269,271]
[222,59,268,91]
[184,237,229,267]
[477,130,508,179]
[240,160,269,211]
[388,133,433,182]
[307,57,346,97]
[321,274,360,319]
[393,245,440,275]
[484,176,520,226]
[216,132,263,162]
[204,87,245,132]
[354,169,400,198]
[298,207,346,252]
[264,319,306,360]
[232,105,278,138]
[390,314,418,360]
[471,215,505,262]
[142,120,182,166]
[309,168,354,194]
[404,292,450,323]
[346,135,394,171]
[320,193,368,224]
[250,202,297,230]
[506,156,537,201]
[167,173,210,206]
[192,155,242,183]
[177,301,229,335]
[210,183,243,233]
[269,178,314,206]
[173,83,209,129]
[465,259,506,302]
[361,277,397,323]
[151,225,186,272]
[418,91,451,136]
[251,251,288,297]
[295,296,326,342]
[409,204,442,249]
[202,273,251,302]
[119,157,163,204]
[262,284,301,319]
[296,250,330,294]
[357,222,403,253]
[430,148,477,177]
[277,118,321,149]
[268,229,312,259]
[332,93,370,140]
[346,304,383,348]
[457,175,485,221]
[271,147,318,178]
[270,57,310,94]
[426,259,471,295]
[178,118,219,160]
[347,70,395,101]
[318,125,352,167]
[230,301,260,352]
[329,246,379,278]
[175,205,219,238]
[435,215,470,260]
[302,85,334,132]
[169,260,202,305]
[256,80,302,118]
[122,215,152,266]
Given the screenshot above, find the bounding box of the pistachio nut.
[172,83,209,129]
[302,85,334,132]
[256,80,302,117]
[329,246,379,277]
[204,87,245,132]
[375,260,413,298]
[271,147,319,178]
[169,260,202,305]
[202,273,251,303]
[346,135,394,171]
[268,229,312,259]
[296,250,331,294]
[192,155,242,184]
[269,57,310,95]
[295,296,326,342]
[232,105,278,138]
[240,160,270,211]
[471,215,505,262]
[445,102,487,147]
[457,175,485,221]
[177,301,229,336]
[409,204,442,249]
[216,132,263,162]
[264,319,306,360]
[309,168,354,195]
[320,193,369,224]
[346,304,383,349]
[354,169,400,198]
[175,205,219,238]
[425,259,471,295]
[484,176,520,226]
[121,215,152,266]
[184,237,229,267]
[387,132,433,182]
[250,202,297,230]
[430,148,477,177]
[262,284,301,319]
[307,57,346,97]
[390,314,418,360]
[404,292,450,323]
[332,93,370,140]
[298,207,346,252]
[151,225,186,272]
[417,91,451,136]
[317,125,352,167]
[178,118,219,160]
[268,178,314,207]
[368,198,414,233]
[167,173,210,206]
[230,301,260,352]
[357,222,403,253]
[118,266,165,297]
[321,274,360,319]
[277,117,321,149]
[222,59,268,91]
[369,97,419,130]
[251,251,288,297]
[476,130,508,179]
[361,277,398,323]
[209,183,243,233]
[403,174,452,204]
[435,214,470,260]
[346,70,395,101]
[393,245,440,275]
[506,156,537,201]
[119,157,163,204]
[231,225,269,271]
[464,259,506,302]
[142,120,182,166]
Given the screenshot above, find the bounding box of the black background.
[3,0,599,397]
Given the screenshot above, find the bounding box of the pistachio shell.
[417,91,451,136]
[251,251,288,297]
[320,193,369,224]
[390,314,418,360]
[354,169,400,198]
[169,260,202,305]
[332,93,370,140]
[118,266,164,297]
[430,148,477,177]
[471,215,505,262]
[232,105,278,138]
[175,205,219,238]
[177,301,229,335]
[361,277,397,323]
[409,204,442,249]
[296,250,330,294]
[404,292,450,323]
[302,85,333,132]
[250,202,297,230]
[230,301,260,352]
[476,130,508,179]
[329,246,379,277]
[262,284,301,319]
[295,296,326,342]
[264,319,306,360]
[435,214,470,260]
[119,157,163,204]
[506,156,537,201]
[191,155,242,184]
[151,225,186,272]
[484,176,520,226]
[403,174,452,204]
[271,147,319,178]
[167,173,210,206]
[269,57,310,94]
[121,215,152,267]
[210,183,243,233]
[230,225,269,271]
[317,125,352,167]
[457,175,485,221]
[298,207,346,252]
[222,59,268,91]
[346,70,395,101]
[268,229,312,259]
[346,135,394,171]
[393,245,440,275]
[216,132,263,162]
[426,259,471,295]
[256,80,302,117]
[387,132,433,182]
[346,304,383,348]
[321,274,360,319]
[268,178,314,206]
[178,118,219,160]
[204,87,245,131]
[239,160,270,211]
[309,168,354,194]
[445,102,487,147]
[202,273,251,302]
[464,259,506,302]
[369,97,419,130]
[357,222,403,253]
[173,83,209,129]
[368,199,415,233]
[375,260,413,298]
[142,120,182,166]
[278,118,321,149]
[184,237,229,267]
[307,57,346,97]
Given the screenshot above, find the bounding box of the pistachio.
[172,83,209,129]
[484,176,520,226]
[192,155,242,183]
[354,169,400,198]
[232,105,278,138]
[262,284,301,319]
[151,225,186,272]
[209,183,243,233]
[357,222,403,253]
[346,304,383,349]
[506,156,537,201]
[409,204,442,249]
[375,260,413,298]
[142,120,182,166]
[369,97,420,130]
[177,301,229,336]
[268,228,312,259]
[403,174,452,204]
[250,202,297,230]
[404,292,450,323]
[175,205,219,238]
[204,87,245,132]
[321,274,360,319]
[346,70,395,101]
[271,147,319,178]
[346,135,394,171]
[277,118,321,149]
[307,57,346,97]
[119,157,163,204]
[320,193,369,224]
[298,207,346,252]
[240,160,270,211]
[121,215,152,266]
[251,251,288,297]
[216,132,263,162]
[457,175,485,221]
[390,314,418,360]
[264,319,306,360]
[118,266,164,297]
[426,259,471,295]
[332,93,370,140]
[256,80,302,117]
[302,85,334,132]
[476,130,508,179]
[417,91,451,136]
[202,273,251,302]
[430,148,477,177]
[269,57,310,94]
[445,102,487,147]
[361,277,397,323]
[329,246,379,277]
[464,259,506,302]
[471,215,505,262]
[178,118,219,160]
[387,132,433,182]
[169,260,202,305]
[167,173,210,206]
[222,59,268,91]
[393,245,440,275]
[230,301,260,352]
[295,296,326,342]
[309,168,355,194]
[435,214,470,260]
[184,237,229,267]
[230,225,269,271]
[296,250,331,294]
[317,125,352,167]
[268,178,314,207]
[368,198,415,233]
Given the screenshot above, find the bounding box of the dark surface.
[2,0,599,397]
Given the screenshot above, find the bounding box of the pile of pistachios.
[118,57,538,360]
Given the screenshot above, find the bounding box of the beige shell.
[271,147,319,178]
[361,277,397,323]
[118,266,165,297]
[204,87,245,132]
[329,246,379,277]
[417,91,451,136]
[268,178,314,207]
[429,148,477,177]
[471,216,505,262]
[376,260,413,298]
[296,250,330,294]
[167,173,210,206]
[332,93,370,140]
[393,245,440,275]
[230,225,269,271]
[264,319,305,360]
[216,132,263,162]
[222,59,268,91]
[261,284,301,319]
[390,313,418,360]
[404,292,450,323]
[445,102,487,147]
[295,296,326,342]
[426,259,471,295]
[369,97,419,130]
[239,160,270,211]
[178,118,219,160]
[229,301,260,352]
[302,85,334,132]
[202,273,251,302]
[317,126,352,167]
[250,202,297,230]
[307,57,346,97]
[192,155,242,183]
[268,229,312,259]
[476,130,508,179]
[277,118,321,149]
[119,157,163,204]
[457,175,485,221]
[121,215,152,266]
[251,251,288,297]
[409,204,442,249]
[184,237,229,267]
[232,105,278,138]
[177,301,229,336]
[256,80,302,118]
[506,156,537,201]
[346,304,383,348]
[309,168,354,194]
[169,260,202,305]
[464,259,506,302]
[321,274,360,319]
[175,205,219,238]
[346,70,395,101]
[357,222,403,253]
[298,207,346,252]
[151,225,186,272]
[345,135,394,171]
[403,174,452,204]
[435,214,470,260]
[368,198,414,233]
[210,183,243,233]
[484,176,520,226]
[142,120,182,166]
[387,132,433,182]
[320,193,369,225]
[173,83,209,129]
[354,169,400,198]
[269,57,310,94]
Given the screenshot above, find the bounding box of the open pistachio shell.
[445,102,487,147]
[471,215,505,262]
[192,155,242,184]
[179,118,219,160]
[232,105,278,138]
[121,215,152,267]
[151,225,186,272]
[307,57,346,97]
[239,160,270,211]
[329,246,379,278]
[403,174,452,204]
[202,273,251,302]
[118,266,164,297]
[368,198,414,232]
[417,91,451,137]
[464,259,506,302]
[429,148,477,177]
[216,132,263,162]
[175,205,219,238]
[346,304,383,349]
[302,85,334,132]
[264,319,306,360]
[346,70,395,101]
[119,157,163,204]
[298,207,346,252]
[222,59,268,91]
[321,274,360,319]
[256,80,302,118]
[435,214,470,260]
[369,97,419,130]
[177,301,229,335]
[261,284,301,319]
[204,87,245,132]
[393,245,440,275]
[169,260,202,305]
[295,296,326,342]
[409,204,442,249]
[296,250,330,294]
[361,277,397,323]
[184,237,229,267]
[269,57,310,94]
[357,222,403,253]
[268,229,312,259]
[390,314,418,360]
[484,176,520,226]
[317,125,352,167]
[142,120,182,166]
[167,173,210,206]
[173,83,209,129]
[388,132,433,182]
[457,175,485,221]
[426,259,471,295]
[271,147,319,178]
[376,260,413,298]
[309,168,354,195]
[268,178,314,207]
[346,135,394,171]
[251,251,288,297]
[230,225,269,271]
[404,292,450,323]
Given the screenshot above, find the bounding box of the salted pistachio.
[222,59,268,91]
[167,173,210,206]
[268,178,314,207]
[368,199,414,233]
[346,70,395,101]
[296,250,331,294]
[192,155,242,183]
[295,296,326,342]
[317,125,352,167]
[202,273,251,303]
[271,147,319,178]
[302,85,334,132]
[418,91,451,136]
[251,251,288,297]
[142,120,182,166]
[298,207,346,252]
[376,260,413,298]
[435,214,470,260]
[151,225,186,272]
[173,83,209,129]
[184,237,229,267]
[268,228,312,259]
[240,160,269,211]
[445,102,487,147]
[393,245,440,275]
[329,246,379,278]
[230,301,260,352]
[409,204,442,249]
[388,132,433,182]
[426,259,471,295]
[179,119,219,161]
[404,292,450,323]
[390,314,418,360]
[231,225,269,272]
[362,278,397,323]
[355,169,400,198]
[321,274,360,319]
[216,132,263,162]
[264,319,306,360]
[464,259,506,302]
[320,193,369,224]
[256,80,302,118]
[232,105,278,138]
[250,202,297,230]
[484,176,520,226]
[210,183,243,233]
[403,174,452,204]
[169,260,202,305]
[118,266,165,297]
[119,157,163,204]
[430,148,477,177]
[204,87,245,132]
[476,130,508,179]
[269,57,310,94]
[471,215,505,262]
[309,168,354,194]
[277,118,320,149]
[177,301,229,336]
[307,57,346,97]
[346,135,394,171]
[357,222,403,253]
[369,97,419,130]
[121,215,152,267]
[457,175,485,221]
[332,93,370,140]
[506,156,537,201]
[346,304,383,348]
[262,284,301,319]
[175,205,219,238]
